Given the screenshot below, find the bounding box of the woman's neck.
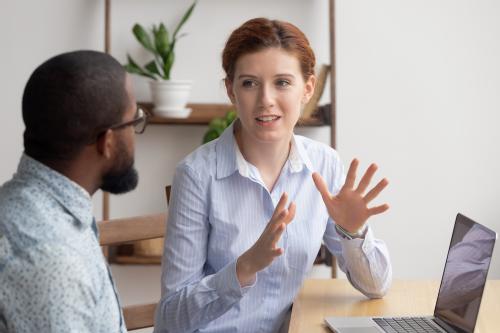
[234,122,291,191]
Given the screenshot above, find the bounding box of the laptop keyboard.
[373,317,444,332]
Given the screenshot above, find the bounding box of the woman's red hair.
[222,18,316,82]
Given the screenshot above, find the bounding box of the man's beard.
[100,139,138,194]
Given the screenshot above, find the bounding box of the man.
[0,50,148,332]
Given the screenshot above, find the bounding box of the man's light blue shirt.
[154,123,392,333]
[0,154,126,333]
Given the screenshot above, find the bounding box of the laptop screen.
[434,214,496,333]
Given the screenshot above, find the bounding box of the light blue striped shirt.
[154,123,392,333]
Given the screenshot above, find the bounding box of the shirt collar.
[234,139,252,178]
[215,121,314,179]
[215,121,239,179]
[288,136,314,173]
[16,154,94,228]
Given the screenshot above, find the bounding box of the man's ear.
[224,79,236,104]
[96,129,115,160]
[302,75,316,104]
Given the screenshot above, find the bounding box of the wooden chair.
[98,213,166,330]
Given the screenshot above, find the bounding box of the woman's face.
[226,47,315,145]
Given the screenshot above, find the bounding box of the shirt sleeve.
[324,223,392,298]
[0,245,99,333]
[322,152,392,299]
[154,164,253,333]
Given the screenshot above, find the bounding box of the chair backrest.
[165,185,171,204]
[98,212,166,330]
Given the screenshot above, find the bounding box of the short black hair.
[22,50,129,161]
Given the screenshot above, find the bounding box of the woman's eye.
[242,80,257,88]
[276,79,291,87]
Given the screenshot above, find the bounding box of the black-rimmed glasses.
[109,106,149,134]
[89,106,149,144]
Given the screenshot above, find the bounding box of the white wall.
[1,0,499,279]
[336,0,500,279]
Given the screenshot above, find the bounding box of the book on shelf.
[302,64,330,119]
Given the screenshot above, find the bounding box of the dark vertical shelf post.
[103,0,111,223]
[329,0,338,278]
[329,0,337,150]
[102,0,112,259]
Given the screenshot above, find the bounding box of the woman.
[154,18,392,333]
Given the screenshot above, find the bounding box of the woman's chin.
[252,131,291,145]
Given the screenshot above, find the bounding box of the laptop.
[325,213,497,333]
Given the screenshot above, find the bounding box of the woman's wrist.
[236,254,256,287]
[335,223,367,240]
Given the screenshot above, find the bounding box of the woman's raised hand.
[236,193,295,286]
[312,159,389,234]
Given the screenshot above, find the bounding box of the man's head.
[22,50,143,194]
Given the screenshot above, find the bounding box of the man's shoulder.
[0,178,64,244]
[0,181,88,276]
[0,177,55,217]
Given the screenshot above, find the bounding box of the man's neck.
[38,157,98,196]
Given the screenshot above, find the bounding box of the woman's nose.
[257,83,275,110]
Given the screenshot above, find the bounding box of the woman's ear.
[224,79,236,104]
[96,129,115,160]
[302,75,316,104]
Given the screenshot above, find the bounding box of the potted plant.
[124,1,197,118]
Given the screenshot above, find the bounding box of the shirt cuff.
[212,260,256,299]
[338,225,375,257]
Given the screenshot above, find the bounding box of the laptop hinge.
[433,317,461,333]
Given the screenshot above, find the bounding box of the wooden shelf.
[113,255,162,265]
[139,102,326,127]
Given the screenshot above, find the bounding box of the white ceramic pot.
[149,80,193,118]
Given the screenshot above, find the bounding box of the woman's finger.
[283,202,296,225]
[271,247,284,257]
[364,178,389,203]
[344,159,359,189]
[356,163,377,194]
[270,222,286,247]
[270,192,288,222]
[267,202,295,240]
[312,172,331,202]
[368,203,390,216]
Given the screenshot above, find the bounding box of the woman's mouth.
[255,115,281,124]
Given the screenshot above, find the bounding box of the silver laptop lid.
[433,213,497,333]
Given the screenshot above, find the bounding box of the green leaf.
[225,110,237,124]
[155,23,170,61]
[145,60,162,77]
[163,47,175,80]
[203,129,220,144]
[124,63,141,75]
[173,0,197,39]
[124,54,156,80]
[209,118,226,130]
[132,24,155,53]
[124,55,141,72]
